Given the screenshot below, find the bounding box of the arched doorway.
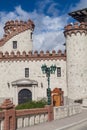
[18,89,32,104]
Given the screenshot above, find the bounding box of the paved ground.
[63,120,87,130]
[17,108,87,130]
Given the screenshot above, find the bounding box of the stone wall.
[0,51,66,105]
[54,104,82,120]
[0,30,33,54]
[0,19,67,105]
[64,22,87,100]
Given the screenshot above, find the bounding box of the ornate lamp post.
[41,64,56,105]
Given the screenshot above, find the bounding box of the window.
[13,41,17,49]
[57,67,61,77]
[30,32,33,39]
[25,68,29,77]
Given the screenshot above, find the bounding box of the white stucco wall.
[0,59,67,105]
[66,32,87,100]
[0,29,33,54]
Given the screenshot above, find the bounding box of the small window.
[25,68,29,77]
[30,32,33,39]
[57,67,61,77]
[13,41,17,49]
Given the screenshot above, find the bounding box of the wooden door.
[53,94,61,106]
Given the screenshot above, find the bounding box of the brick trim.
[64,22,87,37]
[0,50,66,61]
[16,108,48,117]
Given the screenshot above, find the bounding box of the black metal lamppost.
[41,64,56,105]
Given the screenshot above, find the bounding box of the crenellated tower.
[0,19,35,53]
[64,8,87,102]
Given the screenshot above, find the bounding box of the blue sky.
[0,0,87,51]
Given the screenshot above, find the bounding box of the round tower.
[0,19,35,53]
[64,22,87,101]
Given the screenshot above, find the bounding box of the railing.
[0,99,82,130]
[54,104,82,120]
[16,113,48,129]
[0,99,53,130]
[16,108,49,129]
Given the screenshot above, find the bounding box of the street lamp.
[41,64,56,105]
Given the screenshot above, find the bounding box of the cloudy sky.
[0,0,87,52]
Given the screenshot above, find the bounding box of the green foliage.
[16,99,47,110]
[0,108,2,111]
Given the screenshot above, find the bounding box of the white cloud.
[0,5,68,52]
[36,0,60,16]
[42,16,66,31]
[70,0,87,12]
[14,6,30,20]
[33,31,65,52]
[47,2,59,16]
[33,14,68,52]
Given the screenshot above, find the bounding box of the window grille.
[25,68,29,77]
[13,41,17,49]
[57,67,61,77]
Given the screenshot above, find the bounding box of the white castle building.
[0,8,87,105]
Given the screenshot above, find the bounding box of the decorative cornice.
[0,99,14,109]
[64,22,87,37]
[0,19,35,47]
[0,50,66,61]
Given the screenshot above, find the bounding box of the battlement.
[4,19,35,33]
[64,22,87,36]
[0,50,66,61]
[0,19,35,47]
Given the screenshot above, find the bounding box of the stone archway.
[18,89,32,104]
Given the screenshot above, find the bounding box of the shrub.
[16,99,47,110]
